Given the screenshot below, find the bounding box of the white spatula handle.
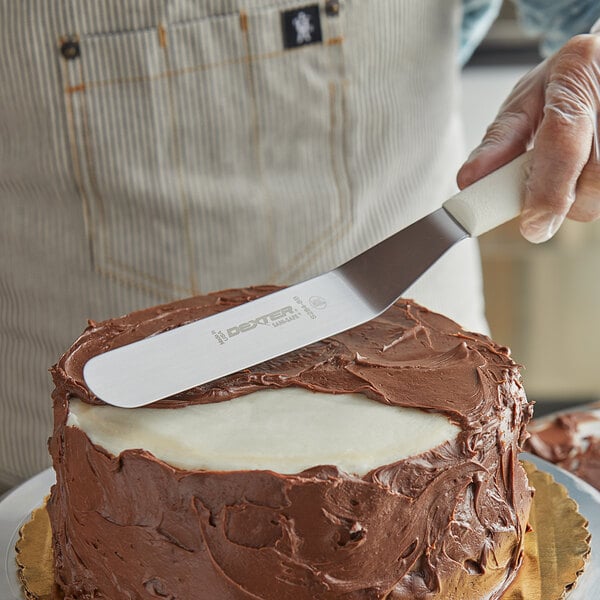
[444,150,532,237]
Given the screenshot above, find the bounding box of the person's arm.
[513,0,600,57]
[457,2,600,243]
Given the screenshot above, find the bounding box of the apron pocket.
[60,2,348,297]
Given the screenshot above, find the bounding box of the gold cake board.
[15,462,590,600]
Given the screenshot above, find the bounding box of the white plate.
[0,469,55,599]
[0,457,598,599]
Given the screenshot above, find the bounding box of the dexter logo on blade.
[211,305,302,346]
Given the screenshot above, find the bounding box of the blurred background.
[462,1,600,417]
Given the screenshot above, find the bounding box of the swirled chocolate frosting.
[47,286,533,599]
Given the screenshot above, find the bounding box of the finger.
[457,64,546,189]
[457,111,534,189]
[568,153,600,222]
[520,109,594,243]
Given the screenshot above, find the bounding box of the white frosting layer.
[67,388,459,475]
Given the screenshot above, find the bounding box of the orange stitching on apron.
[65,83,86,94]
[76,59,107,228]
[74,57,174,295]
[241,10,276,275]
[62,27,348,288]
[240,11,249,32]
[269,7,352,283]
[306,80,353,271]
[271,80,351,282]
[63,36,194,297]
[66,42,345,92]
[60,55,98,270]
[161,32,200,295]
[294,81,353,280]
[158,23,168,48]
[284,25,354,280]
[339,78,353,222]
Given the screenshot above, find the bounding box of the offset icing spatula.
[84,151,532,408]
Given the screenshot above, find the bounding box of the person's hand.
[457,34,600,243]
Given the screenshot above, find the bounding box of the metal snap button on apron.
[59,36,80,60]
[325,0,340,17]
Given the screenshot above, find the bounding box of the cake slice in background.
[526,403,600,492]
[47,286,533,600]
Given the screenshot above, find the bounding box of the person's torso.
[1,0,486,487]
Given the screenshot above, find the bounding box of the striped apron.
[0,0,485,490]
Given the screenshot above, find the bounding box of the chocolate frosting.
[526,404,600,492]
[47,286,533,599]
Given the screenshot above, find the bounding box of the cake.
[47,286,533,599]
[526,403,600,492]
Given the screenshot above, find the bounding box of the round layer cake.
[47,286,533,600]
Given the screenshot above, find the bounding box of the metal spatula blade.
[84,152,531,408]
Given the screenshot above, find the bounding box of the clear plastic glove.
[457,33,600,243]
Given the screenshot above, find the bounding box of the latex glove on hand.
[457,33,600,243]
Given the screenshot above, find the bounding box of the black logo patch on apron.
[281,5,323,49]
